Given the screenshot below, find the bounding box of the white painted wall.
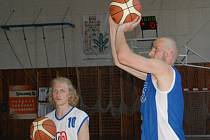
[0,0,209,69]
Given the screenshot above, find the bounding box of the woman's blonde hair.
[48,77,79,107]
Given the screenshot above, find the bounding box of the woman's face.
[52,82,70,107]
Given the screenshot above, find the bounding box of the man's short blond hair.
[153,37,178,64]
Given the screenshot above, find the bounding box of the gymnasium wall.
[0,64,209,140]
[0,0,210,69]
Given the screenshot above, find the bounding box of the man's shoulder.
[72,107,88,117]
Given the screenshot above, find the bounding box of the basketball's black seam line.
[111,4,140,15]
[36,122,42,140]
[42,124,56,127]
[111,4,140,17]
[32,124,56,139]
[34,123,56,133]
[124,0,140,21]
[124,0,131,20]
[34,124,55,127]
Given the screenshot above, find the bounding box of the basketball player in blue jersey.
[109,16,185,140]
[46,77,89,140]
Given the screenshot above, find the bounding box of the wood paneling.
[0,64,209,140]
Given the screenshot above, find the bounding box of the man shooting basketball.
[109,16,185,140]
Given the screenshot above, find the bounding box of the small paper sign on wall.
[9,85,37,119]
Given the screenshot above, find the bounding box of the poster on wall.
[82,14,111,60]
[9,85,37,119]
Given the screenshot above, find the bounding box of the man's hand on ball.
[119,16,141,32]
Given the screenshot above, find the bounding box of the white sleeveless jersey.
[46,107,89,140]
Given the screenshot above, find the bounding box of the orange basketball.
[109,0,142,24]
[30,117,56,140]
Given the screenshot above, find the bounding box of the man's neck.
[56,105,72,118]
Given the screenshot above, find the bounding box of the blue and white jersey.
[46,107,89,140]
[140,67,185,140]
